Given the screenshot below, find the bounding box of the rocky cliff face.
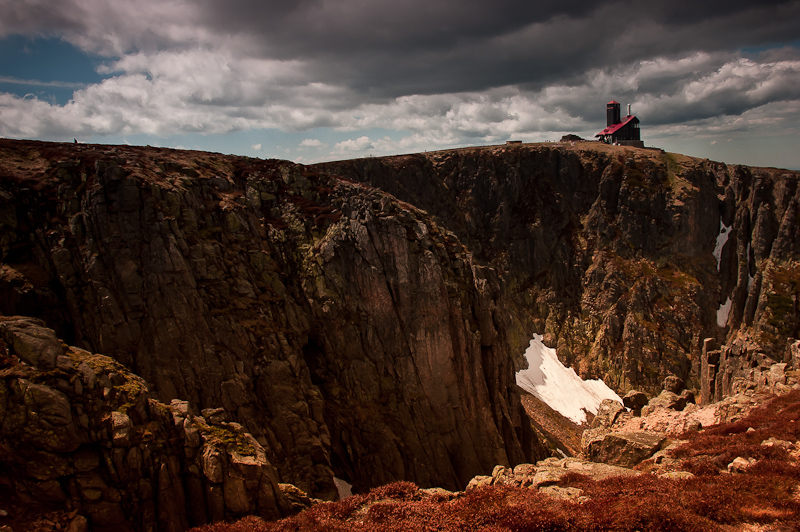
[318,145,800,393]
[0,139,544,508]
[1,138,799,530]
[0,316,292,532]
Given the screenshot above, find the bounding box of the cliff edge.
[1,138,799,530]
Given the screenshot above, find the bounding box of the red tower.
[606,100,621,127]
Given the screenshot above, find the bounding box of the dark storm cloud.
[197,0,599,53]
[187,0,800,98]
[3,0,799,99]
[1,0,799,160]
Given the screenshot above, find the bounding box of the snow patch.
[713,218,731,271]
[717,297,732,327]
[515,334,622,425]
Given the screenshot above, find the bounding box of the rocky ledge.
[581,352,798,466]
[190,371,800,532]
[0,317,311,532]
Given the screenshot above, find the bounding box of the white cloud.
[299,138,325,148]
[0,21,799,168]
[333,136,374,153]
[0,48,350,138]
[0,0,208,56]
[251,143,261,150]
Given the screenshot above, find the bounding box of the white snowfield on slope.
[515,334,622,424]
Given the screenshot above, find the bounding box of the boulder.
[641,391,686,416]
[768,363,787,388]
[111,411,132,447]
[465,475,492,491]
[419,487,456,500]
[622,390,648,412]
[20,383,81,452]
[662,376,684,394]
[65,515,89,532]
[659,471,695,480]
[201,446,225,484]
[530,468,568,488]
[558,459,640,481]
[542,457,640,482]
[277,483,319,513]
[489,465,517,486]
[585,431,666,468]
[761,438,793,450]
[685,419,702,432]
[0,317,65,368]
[680,389,696,405]
[538,485,587,502]
[580,426,610,453]
[727,457,755,473]
[512,463,537,477]
[591,399,625,429]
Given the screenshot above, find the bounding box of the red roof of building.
[607,100,620,105]
[596,115,636,137]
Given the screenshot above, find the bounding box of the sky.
[1,1,799,169]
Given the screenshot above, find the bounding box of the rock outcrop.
[199,386,800,532]
[583,431,666,467]
[0,139,545,502]
[0,317,294,532]
[466,456,640,495]
[2,138,800,531]
[700,336,796,404]
[318,146,800,395]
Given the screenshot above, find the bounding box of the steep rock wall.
[0,140,545,500]
[0,316,292,532]
[318,145,800,394]
[1,138,799,513]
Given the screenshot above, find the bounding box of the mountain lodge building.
[596,101,644,148]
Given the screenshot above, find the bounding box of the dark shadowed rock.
[0,317,65,368]
[278,484,321,513]
[680,389,696,405]
[0,318,292,531]
[623,390,649,412]
[662,376,684,394]
[0,140,550,498]
[66,515,89,532]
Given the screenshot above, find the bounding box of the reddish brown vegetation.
[672,389,800,476]
[192,391,800,532]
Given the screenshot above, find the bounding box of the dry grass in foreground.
[192,390,800,532]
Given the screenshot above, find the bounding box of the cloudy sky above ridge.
[1,0,799,168]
